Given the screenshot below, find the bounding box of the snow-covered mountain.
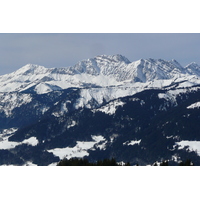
[0,54,199,112]
[0,54,200,166]
[0,54,200,95]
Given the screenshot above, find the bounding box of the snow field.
[176,140,200,156]
[47,135,106,159]
[0,128,39,150]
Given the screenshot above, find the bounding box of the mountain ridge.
[0,54,199,95]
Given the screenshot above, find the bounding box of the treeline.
[57,157,194,166]
[57,157,130,166]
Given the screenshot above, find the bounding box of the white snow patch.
[187,102,200,109]
[123,140,141,146]
[0,128,19,149]
[34,83,53,94]
[158,92,177,105]
[92,135,107,150]
[176,140,200,156]
[67,120,77,129]
[94,100,125,115]
[0,137,19,149]
[22,137,39,146]
[54,101,59,105]
[47,135,106,159]
[158,93,170,100]
[0,127,18,137]
[0,132,39,150]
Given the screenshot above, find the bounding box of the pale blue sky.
[0,33,200,75]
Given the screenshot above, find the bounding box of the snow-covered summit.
[65,55,199,82]
[128,58,187,82]
[14,64,48,75]
[65,54,131,76]
[185,62,200,76]
[0,63,50,81]
[95,54,131,64]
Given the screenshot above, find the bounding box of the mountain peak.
[185,62,200,76]
[169,59,183,68]
[185,62,199,68]
[95,54,131,64]
[66,54,131,77]
[14,64,48,75]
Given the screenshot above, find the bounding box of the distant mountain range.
[0,54,200,165]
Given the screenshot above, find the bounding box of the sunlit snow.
[94,100,125,115]
[187,102,200,109]
[0,131,39,150]
[123,140,141,146]
[47,135,106,159]
[176,140,200,155]
[34,83,53,94]
[22,137,39,146]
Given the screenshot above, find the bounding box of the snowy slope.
[0,93,32,117]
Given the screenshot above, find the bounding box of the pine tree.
[179,159,193,166]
